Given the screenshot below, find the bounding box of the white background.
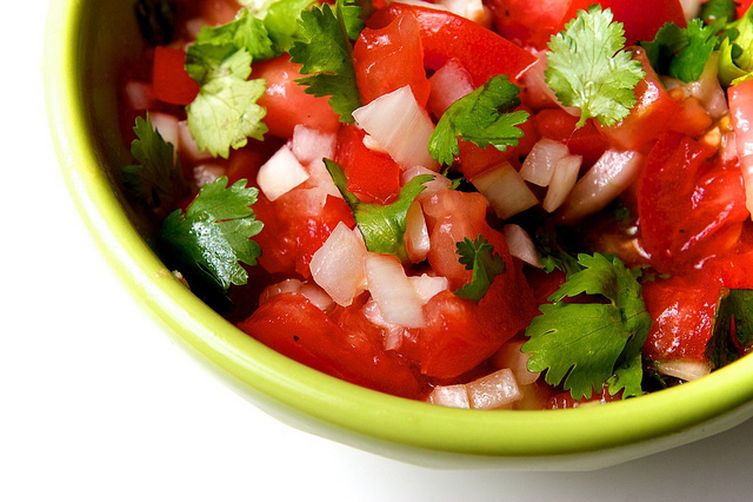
[2,2,753,501]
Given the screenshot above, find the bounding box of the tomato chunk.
[239,294,423,398]
[334,125,401,204]
[534,109,608,167]
[368,4,537,86]
[255,56,340,139]
[152,46,199,106]
[354,12,431,106]
[487,0,571,50]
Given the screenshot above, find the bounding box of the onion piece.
[353,86,437,170]
[427,385,471,409]
[492,341,540,386]
[257,145,311,202]
[299,283,335,312]
[467,369,522,410]
[472,163,539,220]
[679,0,702,22]
[259,279,303,304]
[520,138,570,187]
[291,125,336,165]
[309,223,367,307]
[559,150,644,223]
[502,224,542,268]
[193,164,226,187]
[654,360,711,382]
[438,0,491,26]
[362,299,407,351]
[404,202,430,263]
[685,54,728,120]
[178,120,212,162]
[427,59,475,117]
[402,166,451,199]
[542,154,583,213]
[149,112,180,151]
[124,81,153,111]
[364,253,426,328]
[409,274,449,304]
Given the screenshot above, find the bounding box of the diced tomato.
[458,141,509,179]
[715,249,753,290]
[238,294,424,398]
[487,0,572,50]
[739,0,753,18]
[151,46,199,106]
[255,56,340,139]
[353,12,431,106]
[334,125,401,204]
[638,132,749,274]
[562,0,685,45]
[642,272,722,362]
[368,4,537,86]
[534,109,608,166]
[253,190,355,278]
[600,49,679,152]
[525,268,566,305]
[668,95,713,138]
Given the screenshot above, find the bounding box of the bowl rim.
[45,0,753,458]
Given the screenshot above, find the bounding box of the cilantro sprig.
[700,0,738,24]
[428,75,529,166]
[643,19,719,83]
[454,236,507,302]
[160,177,263,292]
[706,289,753,368]
[523,253,652,400]
[289,1,363,123]
[123,115,188,216]
[545,6,645,127]
[324,159,432,261]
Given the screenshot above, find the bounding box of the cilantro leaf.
[545,6,645,127]
[523,253,651,400]
[160,176,263,291]
[262,0,317,52]
[643,20,718,83]
[454,236,507,302]
[187,50,268,159]
[428,75,530,166]
[324,159,432,261]
[289,1,362,123]
[701,0,738,24]
[706,289,753,368]
[719,4,753,85]
[134,0,175,46]
[123,115,188,216]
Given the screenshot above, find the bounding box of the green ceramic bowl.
[45,0,753,469]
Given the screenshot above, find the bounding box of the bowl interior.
[46,0,753,466]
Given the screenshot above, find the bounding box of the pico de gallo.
[121,0,753,409]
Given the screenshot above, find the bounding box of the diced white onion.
[502,224,542,268]
[721,132,739,165]
[654,360,711,382]
[149,112,180,151]
[427,59,475,117]
[364,253,426,328]
[178,120,212,162]
[492,341,540,386]
[472,163,539,220]
[402,166,451,198]
[257,145,311,202]
[685,54,728,120]
[467,369,522,410]
[427,385,471,409]
[679,0,702,22]
[305,159,342,200]
[259,279,303,304]
[193,164,226,187]
[394,0,450,12]
[299,283,335,312]
[353,86,437,170]
[309,223,367,307]
[438,0,491,26]
[362,299,406,351]
[124,81,152,110]
[185,18,205,39]
[520,138,570,187]
[409,274,449,304]
[560,150,644,223]
[542,155,583,213]
[291,125,336,165]
[404,202,430,263]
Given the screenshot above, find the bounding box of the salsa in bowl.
[47,0,753,468]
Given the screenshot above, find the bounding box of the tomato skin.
[534,109,608,166]
[334,125,401,204]
[354,12,431,106]
[487,0,572,50]
[238,294,423,398]
[368,4,537,86]
[638,132,749,274]
[253,191,355,278]
[151,47,199,106]
[642,272,722,362]
[254,56,340,139]
[563,0,685,45]
[739,0,753,18]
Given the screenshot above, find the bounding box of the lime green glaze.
[46,0,753,466]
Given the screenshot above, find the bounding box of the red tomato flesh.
[152,46,199,106]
